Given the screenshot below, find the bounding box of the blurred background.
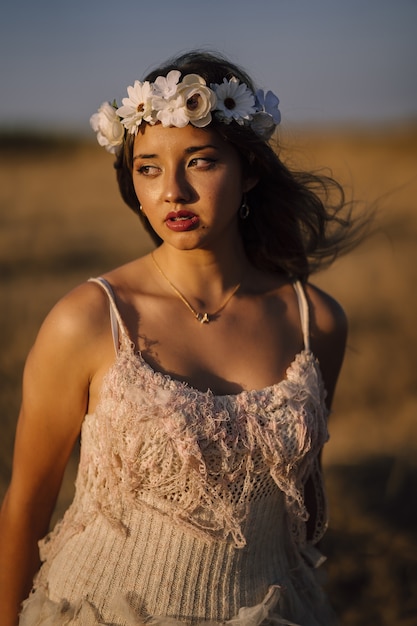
[1,1,416,624]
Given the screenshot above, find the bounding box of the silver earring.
[239,195,250,220]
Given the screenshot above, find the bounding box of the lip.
[165,210,200,232]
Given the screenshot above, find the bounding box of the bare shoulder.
[34,280,110,349]
[26,279,115,389]
[16,279,115,453]
[304,283,348,341]
[304,282,348,408]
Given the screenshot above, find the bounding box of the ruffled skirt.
[20,585,308,626]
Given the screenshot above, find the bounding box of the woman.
[0,50,358,625]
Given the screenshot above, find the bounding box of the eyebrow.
[185,144,218,154]
[133,144,219,161]
[133,153,157,161]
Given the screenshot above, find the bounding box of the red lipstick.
[165,210,199,232]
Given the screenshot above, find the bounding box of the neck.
[152,242,250,308]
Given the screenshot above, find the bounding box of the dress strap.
[88,277,129,354]
[292,280,310,351]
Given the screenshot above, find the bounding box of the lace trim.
[38,343,329,563]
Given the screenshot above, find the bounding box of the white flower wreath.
[90,72,281,153]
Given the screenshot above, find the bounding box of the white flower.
[152,72,216,128]
[90,102,124,154]
[152,92,190,128]
[116,80,154,134]
[212,77,256,124]
[91,72,283,152]
[177,74,216,128]
[152,70,182,98]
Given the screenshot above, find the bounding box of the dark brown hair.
[115,50,364,279]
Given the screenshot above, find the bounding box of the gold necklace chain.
[151,252,240,324]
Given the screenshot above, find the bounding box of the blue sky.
[1,0,416,133]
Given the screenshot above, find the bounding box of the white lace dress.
[19,279,337,626]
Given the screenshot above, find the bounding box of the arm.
[0,283,109,625]
[303,283,348,543]
[305,282,348,411]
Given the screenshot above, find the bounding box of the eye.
[136,164,160,176]
[188,157,217,170]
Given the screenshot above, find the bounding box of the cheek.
[132,176,141,201]
[132,179,155,208]
[215,176,244,212]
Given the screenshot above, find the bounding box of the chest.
[92,346,328,478]
[130,296,304,395]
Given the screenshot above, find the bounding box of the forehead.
[133,123,226,154]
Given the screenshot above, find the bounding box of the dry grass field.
[1,124,416,624]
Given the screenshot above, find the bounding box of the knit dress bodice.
[20,279,337,626]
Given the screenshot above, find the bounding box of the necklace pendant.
[198,312,210,324]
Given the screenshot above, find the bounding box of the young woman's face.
[132,123,256,250]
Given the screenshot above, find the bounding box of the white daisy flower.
[212,77,256,125]
[116,80,154,134]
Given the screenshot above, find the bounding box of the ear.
[243,175,259,193]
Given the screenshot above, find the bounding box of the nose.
[163,166,194,204]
